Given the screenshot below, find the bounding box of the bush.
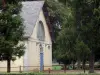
[52,65,62,70]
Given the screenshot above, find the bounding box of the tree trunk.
[89,52,94,73]
[77,59,81,69]
[64,64,66,73]
[72,61,75,70]
[7,58,11,73]
[83,60,86,73]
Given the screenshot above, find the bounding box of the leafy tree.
[0,0,24,72]
[74,39,90,72]
[45,0,77,65]
[44,0,67,58]
[74,0,100,73]
[56,15,76,64]
[58,0,100,73]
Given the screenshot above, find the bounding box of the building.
[0,1,52,72]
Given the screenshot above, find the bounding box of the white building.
[0,1,52,72]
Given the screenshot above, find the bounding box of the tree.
[45,0,77,65]
[74,0,100,73]
[56,16,77,64]
[44,0,77,68]
[58,0,100,73]
[44,0,68,58]
[74,39,90,72]
[0,0,24,72]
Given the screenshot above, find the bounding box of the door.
[40,47,44,71]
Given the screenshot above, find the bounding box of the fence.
[0,66,53,73]
[0,65,100,74]
[0,65,68,73]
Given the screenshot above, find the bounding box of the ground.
[43,70,100,74]
[0,70,100,75]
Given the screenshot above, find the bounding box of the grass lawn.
[0,70,100,75]
[0,72,100,75]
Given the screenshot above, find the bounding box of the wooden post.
[64,65,66,73]
[43,65,44,72]
[19,66,22,73]
[48,68,51,74]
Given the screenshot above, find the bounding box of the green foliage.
[0,0,24,72]
[74,40,90,61]
[0,3,24,60]
[45,0,69,59]
[46,0,68,22]
[5,0,22,4]
[45,0,76,63]
[46,1,100,72]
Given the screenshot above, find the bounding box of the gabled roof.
[20,1,44,38]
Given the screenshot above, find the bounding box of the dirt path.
[44,70,100,74]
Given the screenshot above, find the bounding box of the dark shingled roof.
[20,1,44,38]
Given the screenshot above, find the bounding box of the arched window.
[37,21,45,41]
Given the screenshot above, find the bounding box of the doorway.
[40,45,44,71]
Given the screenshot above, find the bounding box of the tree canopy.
[45,0,100,73]
[0,0,24,72]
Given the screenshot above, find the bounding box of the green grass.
[48,73,100,75]
[0,71,100,75]
[0,73,100,75]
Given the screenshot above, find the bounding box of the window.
[37,21,45,41]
